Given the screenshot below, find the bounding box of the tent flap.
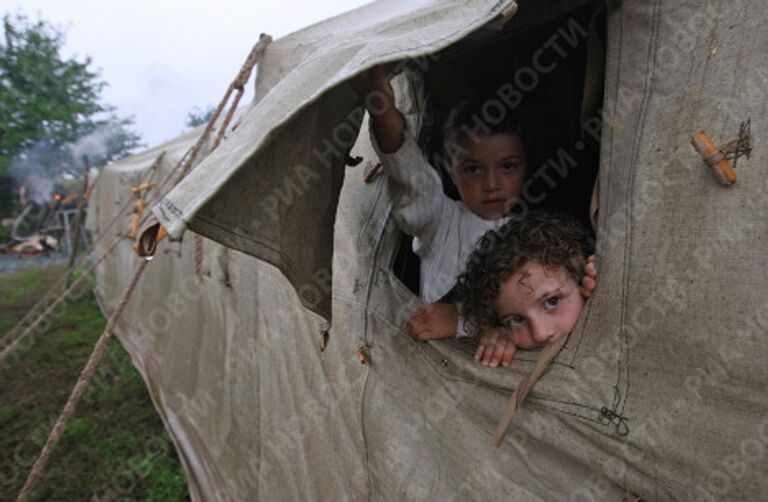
[152,0,517,319]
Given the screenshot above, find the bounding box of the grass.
[0,262,189,501]
[0,266,49,319]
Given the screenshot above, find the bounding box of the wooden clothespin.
[690,120,752,186]
[128,199,146,239]
[131,182,157,194]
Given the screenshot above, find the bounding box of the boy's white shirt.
[372,129,509,337]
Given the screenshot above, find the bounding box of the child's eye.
[461,164,481,175]
[544,296,560,309]
[501,161,518,171]
[506,315,525,327]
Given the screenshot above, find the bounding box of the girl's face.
[449,133,526,220]
[493,261,585,349]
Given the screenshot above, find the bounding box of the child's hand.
[475,328,518,367]
[406,303,459,341]
[351,64,404,153]
[580,254,598,298]
[351,65,394,115]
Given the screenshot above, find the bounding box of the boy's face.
[449,133,526,220]
[493,261,584,349]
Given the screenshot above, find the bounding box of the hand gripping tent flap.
[88,1,768,500]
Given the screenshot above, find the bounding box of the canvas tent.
[89,0,768,500]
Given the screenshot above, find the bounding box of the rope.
[491,333,570,448]
[0,238,121,366]
[194,234,204,280]
[211,89,244,150]
[0,288,55,349]
[176,35,272,181]
[0,153,165,350]
[2,151,167,356]
[14,33,273,500]
[190,34,272,280]
[16,259,149,502]
[3,148,173,357]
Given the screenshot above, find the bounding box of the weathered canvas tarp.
[152,0,521,319]
[91,1,768,500]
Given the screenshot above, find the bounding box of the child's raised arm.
[352,65,449,246]
[352,65,405,153]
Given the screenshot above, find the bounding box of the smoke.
[8,142,61,205]
[67,128,111,169]
[7,124,118,204]
[20,175,55,206]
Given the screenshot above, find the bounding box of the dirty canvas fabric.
[90,1,768,500]
[152,0,519,318]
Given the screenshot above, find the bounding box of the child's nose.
[529,317,556,344]
[482,168,500,192]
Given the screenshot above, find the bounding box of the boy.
[354,65,527,336]
[455,211,596,367]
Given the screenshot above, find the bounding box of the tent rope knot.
[597,387,629,436]
[598,407,629,436]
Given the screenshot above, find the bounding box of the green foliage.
[0,222,10,244]
[0,13,143,184]
[0,167,13,216]
[0,15,101,162]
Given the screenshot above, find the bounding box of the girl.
[456,210,596,367]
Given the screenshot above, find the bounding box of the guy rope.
[0,153,163,353]
[14,34,272,502]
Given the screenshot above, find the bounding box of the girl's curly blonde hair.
[456,210,594,337]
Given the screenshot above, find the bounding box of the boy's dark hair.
[438,99,529,172]
[455,210,594,336]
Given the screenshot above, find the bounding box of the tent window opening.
[391,2,605,298]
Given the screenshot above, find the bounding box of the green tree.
[0,13,142,213]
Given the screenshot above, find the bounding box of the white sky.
[0,0,371,149]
